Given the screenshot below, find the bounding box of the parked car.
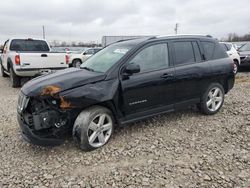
[68,48,102,68]
[238,43,250,67]
[0,38,69,87]
[17,35,235,151]
[220,42,240,73]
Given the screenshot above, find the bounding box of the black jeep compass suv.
[17,35,235,151]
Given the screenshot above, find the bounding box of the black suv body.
[17,35,235,151]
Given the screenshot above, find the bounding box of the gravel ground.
[0,72,249,188]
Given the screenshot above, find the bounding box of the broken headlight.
[17,92,30,114]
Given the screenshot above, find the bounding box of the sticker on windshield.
[113,49,129,54]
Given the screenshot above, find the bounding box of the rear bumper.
[14,67,68,77]
[17,113,64,146]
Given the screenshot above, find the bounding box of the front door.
[120,42,175,119]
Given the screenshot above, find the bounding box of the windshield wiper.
[80,66,95,72]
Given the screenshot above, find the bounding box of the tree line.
[224,32,250,42]
[50,40,102,47]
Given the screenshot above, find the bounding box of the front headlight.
[17,92,29,113]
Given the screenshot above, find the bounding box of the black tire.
[10,67,21,88]
[233,60,239,74]
[72,59,82,68]
[1,64,8,77]
[72,106,114,151]
[199,83,225,115]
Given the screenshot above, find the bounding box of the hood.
[21,68,106,97]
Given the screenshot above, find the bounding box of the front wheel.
[72,59,82,68]
[10,67,21,88]
[72,106,114,151]
[1,64,8,77]
[199,83,225,115]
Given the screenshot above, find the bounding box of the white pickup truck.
[0,38,69,87]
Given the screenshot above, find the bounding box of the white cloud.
[0,0,249,44]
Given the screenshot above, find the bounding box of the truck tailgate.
[19,53,68,69]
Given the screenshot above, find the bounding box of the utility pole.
[42,25,45,39]
[174,23,179,35]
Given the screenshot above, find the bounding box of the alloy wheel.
[87,113,113,148]
[206,87,223,112]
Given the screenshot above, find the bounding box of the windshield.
[80,44,132,73]
[238,43,250,52]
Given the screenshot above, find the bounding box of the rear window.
[10,39,50,52]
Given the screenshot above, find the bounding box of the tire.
[1,64,8,77]
[199,83,225,115]
[72,59,82,68]
[233,60,239,74]
[72,106,114,151]
[10,67,21,88]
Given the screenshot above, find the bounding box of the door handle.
[161,73,174,78]
[41,54,48,57]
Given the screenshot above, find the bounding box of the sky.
[0,0,249,44]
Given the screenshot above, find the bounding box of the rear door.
[120,42,175,118]
[170,39,210,107]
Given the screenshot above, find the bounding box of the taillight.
[15,55,20,65]
[65,54,69,64]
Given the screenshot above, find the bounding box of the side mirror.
[124,63,140,75]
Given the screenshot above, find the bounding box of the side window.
[220,43,228,51]
[201,41,215,60]
[129,43,169,73]
[192,42,202,62]
[214,42,228,59]
[225,44,232,50]
[173,41,195,65]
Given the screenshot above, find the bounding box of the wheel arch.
[73,58,82,63]
[7,57,13,71]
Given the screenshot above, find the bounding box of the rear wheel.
[10,67,21,88]
[72,59,82,68]
[72,106,114,151]
[1,64,8,77]
[233,60,239,74]
[199,83,224,115]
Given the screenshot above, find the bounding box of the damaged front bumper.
[17,92,72,147]
[17,113,64,146]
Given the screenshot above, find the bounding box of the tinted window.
[213,42,228,59]
[225,44,232,50]
[10,39,50,52]
[201,41,215,60]
[174,42,195,65]
[220,43,228,51]
[192,42,202,62]
[129,43,169,73]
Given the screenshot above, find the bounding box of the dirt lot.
[0,73,249,188]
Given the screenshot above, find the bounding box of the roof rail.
[156,34,213,38]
